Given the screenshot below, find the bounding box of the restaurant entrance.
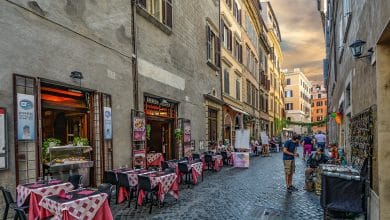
[144,96,177,160]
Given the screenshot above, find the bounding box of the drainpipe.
[219,2,224,143]
[131,0,139,111]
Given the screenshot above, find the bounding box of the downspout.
[131,0,139,111]
[219,1,224,143]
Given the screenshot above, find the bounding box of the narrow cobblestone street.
[113,148,323,220]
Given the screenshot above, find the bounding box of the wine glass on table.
[78,182,83,191]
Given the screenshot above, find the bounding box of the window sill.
[207,61,220,71]
[136,6,172,35]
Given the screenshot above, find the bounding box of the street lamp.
[349,40,374,60]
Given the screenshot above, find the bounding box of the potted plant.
[146,124,151,140]
[73,137,89,146]
[174,128,183,143]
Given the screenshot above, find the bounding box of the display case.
[43,145,93,186]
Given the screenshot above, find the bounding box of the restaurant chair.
[204,154,213,171]
[68,174,83,190]
[221,151,229,165]
[98,183,113,206]
[13,207,27,220]
[192,154,200,162]
[103,171,119,204]
[161,161,169,170]
[117,173,135,208]
[178,162,192,187]
[1,186,28,220]
[135,175,158,214]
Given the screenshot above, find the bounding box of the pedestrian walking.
[301,135,313,160]
[314,131,326,151]
[283,135,300,192]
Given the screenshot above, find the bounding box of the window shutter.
[238,9,241,25]
[233,2,237,18]
[163,0,172,28]
[206,25,211,61]
[215,36,221,67]
[220,19,225,40]
[228,30,232,51]
[239,44,242,63]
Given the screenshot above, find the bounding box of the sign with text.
[233,152,250,168]
[260,131,269,145]
[133,149,146,168]
[133,117,146,141]
[234,129,250,149]
[17,94,35,140]
[103,107,112,139]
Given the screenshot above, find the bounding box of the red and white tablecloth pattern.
[16,182,73,207]
[190,162,203,184]
[146,153,164,166]
[150,173,179,202]
[39,193,109,220]
[201,154,223,171]
[117,170,155,203]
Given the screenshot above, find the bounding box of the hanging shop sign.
[17,94,35,140]
[133,117,146,141]
[0,108,7,170]
[103,107,112,140]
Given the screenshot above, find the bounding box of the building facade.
[283,68,311,135]
[260,1,284,137]
[323,0,390,218]
[310,81,327,133]
[0,0,222,203]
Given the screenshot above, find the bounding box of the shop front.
[144,96,178,160]
[13,74,113,186]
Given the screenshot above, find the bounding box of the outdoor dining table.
[167,160,203,184]
[116,169,153,203]
[201,154,224,171]
[137,171,179,206]
[39,189,113,220]
[16,180,74,220]
[146,153,164,167]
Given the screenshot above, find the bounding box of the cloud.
[267,0,325,81]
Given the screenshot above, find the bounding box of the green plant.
[73,137,89,146]
[174,128,183,142]
[146,124,151,140]
[42,138,61,162]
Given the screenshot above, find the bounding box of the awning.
[227,104,249,115]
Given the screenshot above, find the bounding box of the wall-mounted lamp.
[349,40,374,60]
[70,71,83,87]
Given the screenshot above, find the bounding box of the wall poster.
[0,108,7,169]
[133,117,146,141]
[17,94,35,140]
[133,149,146,168]
[103,107,112,139]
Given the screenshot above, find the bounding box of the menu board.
[103,107,112,139]
[133,117,146,141]
[133,149,146,168]
[232,152,250,168]
[260,131,269,145]
[234,129,250,149]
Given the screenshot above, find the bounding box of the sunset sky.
[268,0,325,81]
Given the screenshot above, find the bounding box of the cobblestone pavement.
[112,148,323,220]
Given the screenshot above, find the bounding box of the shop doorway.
[144,96,178,160]
[146,117,174,160]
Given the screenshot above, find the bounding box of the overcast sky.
[267,0,325,81]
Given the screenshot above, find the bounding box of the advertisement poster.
[133,149,146,168]
[260,131,269,145]
[234,129,250,149]
[17,94,35,140]
[103,107,112,140]
[233,152,250,168]
[133,117,146,141]
[0,108,5,154]
[183,122,191,143]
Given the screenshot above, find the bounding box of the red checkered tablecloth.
[190,162,203,175]
[146,153,163,164]
[16,182,73,207]
[150,173,178,202]
[39,193,109,220]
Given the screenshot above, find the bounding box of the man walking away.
[301,135,313,160]
[283,135,300,192]
[314,131,326,151]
